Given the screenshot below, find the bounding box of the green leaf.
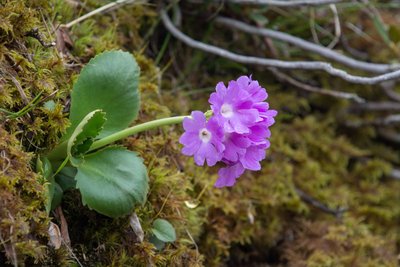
[151,219,176,243]
[372,16,391,45]
[75,146,148,218]
[250,13,268,26]
[36,157,54,214]
[55,166,77,191]
[67,109,106,161]
[68,50,140,139]
[52,167,78,210]
[51,183,63,210]
[43,100,56,111]
[149,234,165,251]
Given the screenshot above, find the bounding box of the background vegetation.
[0,0,399,266]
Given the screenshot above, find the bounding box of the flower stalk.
[89,115,188,151]
[48,111,216,162]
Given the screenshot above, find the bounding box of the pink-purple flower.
[179,76,277,188]
[179,111,225,166]
[209,81,261,134]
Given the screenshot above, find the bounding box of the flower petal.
[214,163,245,188]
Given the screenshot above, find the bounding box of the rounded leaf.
[69,50,140,138]
[51,183,63,210]
[149,234,165,251]
[75,146,148,218]
[151,219,176,243]
[55,166,77,191]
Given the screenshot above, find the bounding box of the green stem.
[89,115,188,151]
[155,33,171,65]
[46,140,68,162]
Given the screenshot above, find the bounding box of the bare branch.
[350,102,400,112]
[383,87,400,102]
[381,82,400,102]
[340,36,369,60]
[344,114,400,127]
[206,0,347,7]
[269,67,365,103]
[215,16,399,73]
[252,14,361,102]
[378,128,400,144]
[295,188,347,218]
[160,10,400,85]
[370,114,400,125]
[327,4,341,49]
[388,168,400,180]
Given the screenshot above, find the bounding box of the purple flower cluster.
[179,76,277,187]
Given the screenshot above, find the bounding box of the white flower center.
[199,128,212,143]
[221,103,234,118]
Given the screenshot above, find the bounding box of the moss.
[0,2,71,152]
[2,0,400,266]
[189,111,399,266]
[281,218,397,267]
[0,127,48,266]
[0,1,204,265]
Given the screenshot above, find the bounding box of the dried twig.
[52,208,83,266]
[54,207,71,246]
[0,234,17,267]
[252,9,361,102]
[367,114,400,126]
[252,13,360,102]
[377,128,400,144]
[6,213,18,267]
[153,188,173,220]
[197,0,346,6]
[160,10,400,85]
[389,168,400,180]
[345,22,374,42]
[350,102,400,112]
[63,0,138,29]
[215,16,399,73]
[340,36,369,60]
[327,4,341,49]
[62,239,84,267]
[295,188,347,218]
[0,150,11,175]
[0,231,17,267]
[10,76,28,105]
[269,67,365,102]
[175,207,199,254]
[344,114,400,127]
[381,83,400,102]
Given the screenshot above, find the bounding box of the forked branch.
[160,10,400,85]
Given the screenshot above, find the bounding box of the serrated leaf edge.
[67,109,105,164]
